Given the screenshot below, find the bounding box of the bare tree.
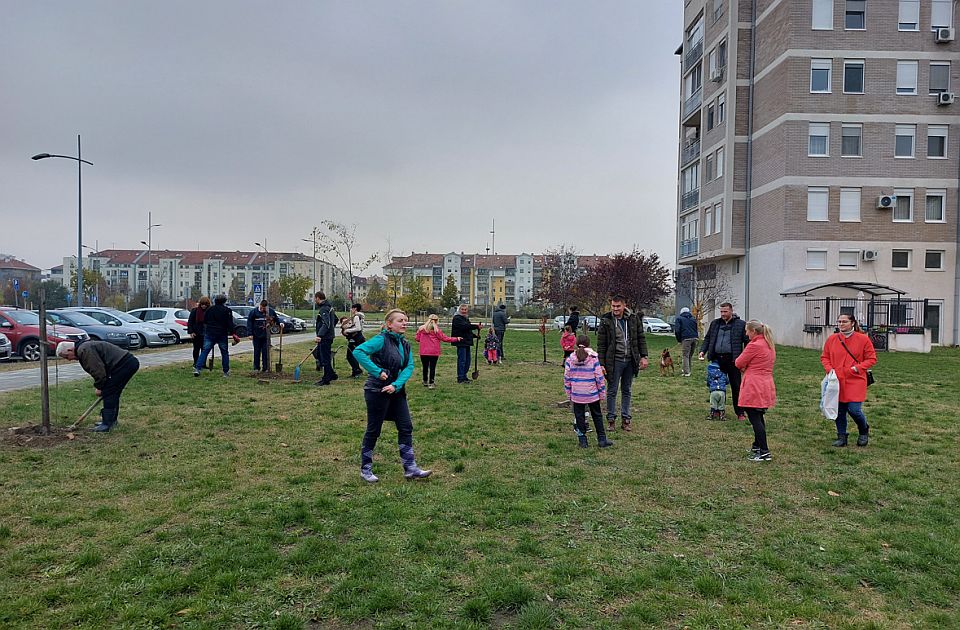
[537,244,585,309]
[685,263,729,333]
[317,221,379,301]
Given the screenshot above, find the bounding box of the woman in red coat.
[734,320,777,461]
[820,313,877,447]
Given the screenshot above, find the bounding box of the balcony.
[681,139,700,167]
[682,88,702,119]
[679,239,699,258]
[681,189,699,211]
[684,40,703,70]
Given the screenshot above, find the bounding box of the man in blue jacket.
[673,306,699,377]
[248,300,280,373]
[314,291,338,386]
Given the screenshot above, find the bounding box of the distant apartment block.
[676,0,958,349]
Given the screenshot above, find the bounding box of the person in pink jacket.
[734,319,777,461]
[563,334,613,449]
[414,314,461,389]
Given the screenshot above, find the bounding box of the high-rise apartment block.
[676,0,958,349]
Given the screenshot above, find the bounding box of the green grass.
[1,331,958,628]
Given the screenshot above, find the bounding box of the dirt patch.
[2,424,85,448]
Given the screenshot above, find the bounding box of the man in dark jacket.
[596,295,649,432]
[566,306,580,335]
[492,304,510,361]
[248,300,280,373]
[314,291,338,386]
[451,304,482,383]
[194,295,238,377]
[673,307,699,377]
[57,339,139,432]
[699,302,749,420]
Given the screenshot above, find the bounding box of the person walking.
[353,309,432,483]
[247,300,280,373]
[820,313,877,447]
[194,295,239,377]
[699,302,750,420]
[186,295,211,367]
[56,340,140,432]
[341,303,366,378]
[596,294,649,432]
[674,306,699,377]
[492,304,510,361]
[451,304,482,384]
[313,291,339,386]
[414,314,461,388]
[735,320,777,461]
[564,333,613,448]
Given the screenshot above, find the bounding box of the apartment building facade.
[676,0,959,348]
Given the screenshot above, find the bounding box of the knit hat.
[680,307,690,314]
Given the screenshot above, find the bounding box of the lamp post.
[32,135,93,306]
[254,242,268,304]
[302,228,320,321]
[140,212,162,307]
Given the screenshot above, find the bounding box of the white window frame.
[925,189,946,223]
[838,250,861,269]
[843,59,865,94]
[808,122,831,156]
[896,60,918,95]
[924,250,945,271]
[931,0,953,29]
[716,147,724,178]
[891,249,912,270]
[839,187,861,222]
[806,249,828,270]
[895,124,916,158]
[706,101,716,130]
[841,123,862,157]
[717,92,726,123]
[714,202,722,234]
[893,188,914,222]
[813,0,834,30]
[929,62,951,95]
[811,58,833,93]
[927,124,948,158]
[898,0,920,30]
[705,153,715,181]
[807,187,830,222]
[704,208,713,235]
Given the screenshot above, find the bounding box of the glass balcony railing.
[679,239,699,258]
[681,189,699,211]
[683,88,702,119]
[684,40,703,70]
[681,139,700,167]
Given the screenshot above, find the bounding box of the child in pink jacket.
[415,314,461,389]
[560,325,577,359]
[563,334,613,448]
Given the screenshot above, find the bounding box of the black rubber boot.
[856,431,869,447]
[577,435,589,448]
[832,433,848,447]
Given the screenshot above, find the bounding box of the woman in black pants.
[186,296,211,365]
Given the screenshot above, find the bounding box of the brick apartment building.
[676,0,959,349]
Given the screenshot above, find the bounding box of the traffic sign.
[13,279,19,290]
[253,283,263,293]
[21,291,28,299]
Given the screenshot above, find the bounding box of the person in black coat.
[567,306,581,335]
[193,294,238,377]
[450,304,482,383]
[492,304,510,360]
[314,291,339,386]
[699,302,749,419]
[186,295,211,366]
[248,299,280,373]
[673,307,699,377]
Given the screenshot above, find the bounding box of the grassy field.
[1,330,958,628]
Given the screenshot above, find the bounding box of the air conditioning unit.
[710,67,725,82]
[876,195,896,209]
[935,27,955,43]
[862,249,880,262]
[938,92,955,105]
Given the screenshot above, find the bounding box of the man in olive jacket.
[596,295,649,432]
[57,340,140,432]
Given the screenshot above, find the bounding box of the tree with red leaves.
[572,249,671,317]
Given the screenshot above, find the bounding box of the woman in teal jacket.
[353,309,432,483]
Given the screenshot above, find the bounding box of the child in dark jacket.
[484,328,501,365]
[706,360,729,421]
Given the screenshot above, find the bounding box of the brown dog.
[659,348,675,376]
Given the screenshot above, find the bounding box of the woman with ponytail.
[735,320,777,461]
[563,334,613,449]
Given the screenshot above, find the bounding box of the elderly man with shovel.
[56,340,140,432]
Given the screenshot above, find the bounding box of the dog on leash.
[659,348,675,376]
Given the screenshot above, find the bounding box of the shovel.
[68,396,103,430]
[471,329,481,380]
[275,325,284,373]
[293,347,317,383]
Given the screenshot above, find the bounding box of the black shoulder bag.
[839,336,875,386]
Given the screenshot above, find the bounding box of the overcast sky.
[1,1,681,273]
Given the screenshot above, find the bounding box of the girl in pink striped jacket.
[563,334,613,448]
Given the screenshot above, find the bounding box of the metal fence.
[804,298,929,350]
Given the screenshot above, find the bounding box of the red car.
[0,307,89,361]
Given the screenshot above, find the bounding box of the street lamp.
[140,212,162,307]
[254,242,268,304]
[32,135,93,306]
[302,228,320,321]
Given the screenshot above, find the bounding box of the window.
[925,250,945,270]
[682,163,699,193]
[928,125,948,157]
[930,62,950,95]
[932,0,953,29]
[811,58,833,92]
[895,124,916,157]
[925,190,946,222]
[843,59,864,93]
[840,188,861,222]
[706,102,715,129]
[717,40,727,71]
[717,93,726,123]
[845,0,865,29]
[705,153,715,181]
[891,250,911,269]
[898,0,919,30]
[704,208,713,235]
[893,188,914,221]
[896,61,918,94]
[716,148,724,177]
[838,250,860,269]
[807,250,828,270]
[680,213,699,241]
[687,15,704,47]
[807,187,829,221]
[684,64,702,99]
[714,202,723,234]
[809,122,830,156]
[708,48,717,80]
[813,0,834,29]
[713,0,724,22]
[841,124,862,156]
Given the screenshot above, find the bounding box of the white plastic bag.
[820,369,839,420]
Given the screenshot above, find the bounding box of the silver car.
[65,307,178,347]
[0,332,11,361]
[127,307,192,342]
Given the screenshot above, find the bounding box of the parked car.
[0,307,89,361]
[47,310,142,349]
[229,305,297,335]
[553,315,598,331]
[0,332,12,361]
[64,307,177,347]
[643,316,673,334]
[127,307,191,342]
[275,311,306,332]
